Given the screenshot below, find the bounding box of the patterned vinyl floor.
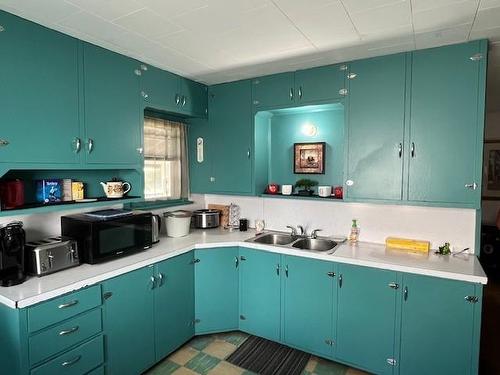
[144,332,370,375]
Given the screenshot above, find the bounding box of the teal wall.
[266,105,345,188]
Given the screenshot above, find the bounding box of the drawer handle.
[61,355,81,367]
[59,326,79,336]
[58,300,79,309]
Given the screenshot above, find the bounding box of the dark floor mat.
[226,335,310,375]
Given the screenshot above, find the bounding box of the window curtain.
[143,116,189,200]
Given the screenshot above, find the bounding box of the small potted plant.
[295,179,318,196]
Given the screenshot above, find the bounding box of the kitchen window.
[143,116,189,201]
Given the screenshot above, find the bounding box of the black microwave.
[61,210,152,264]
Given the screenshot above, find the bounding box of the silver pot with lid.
[192,209,220,229]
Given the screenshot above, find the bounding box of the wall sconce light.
[302,122,317,137]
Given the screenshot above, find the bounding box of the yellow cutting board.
[385,237,430,253]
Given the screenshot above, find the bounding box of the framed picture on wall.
[294,142,325,174]
[483,140,500,198]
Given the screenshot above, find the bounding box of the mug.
[318,186,332,197]
[282,185,293,195]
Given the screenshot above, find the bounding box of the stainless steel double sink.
[245,231,339,253]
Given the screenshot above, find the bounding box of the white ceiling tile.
[0,0,80,23]
[274,0,360,49]
[472,6,500,30]
[342,0,407,14]
[113,8,183,39]
[470,26,500,41]
[57,11,127,42]
[415,23,471,48]
[479,0,500,9]
[136,0,208,19]
[412,0,478,12]
[413,0,478,32]
[349,1,412,34]
[65,0,144,21]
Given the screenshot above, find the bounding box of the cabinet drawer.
[28,285,101,332]
[31,335,104,375]
[29,308,102,365]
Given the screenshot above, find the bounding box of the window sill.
[125,199,194,211]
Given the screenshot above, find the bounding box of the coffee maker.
[0,221,27,286]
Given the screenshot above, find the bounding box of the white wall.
[0,194,205,242]
[205,194,478,252]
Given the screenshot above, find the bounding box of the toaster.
[25,236,80,276]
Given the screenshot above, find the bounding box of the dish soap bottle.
[348,219,359,243]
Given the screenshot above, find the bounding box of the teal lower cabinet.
[154,252,195,360]
[239,248,281,341]
[399,274,481,375]
[336,264,399,374]
[194,247,239,334]
[282,255,336,358]
[102,266,156,375]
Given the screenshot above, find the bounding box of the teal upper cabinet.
[294,64,346,104]
[239,248,281,342]
[210,80,253,194]
[399,274,479,375]
[407,41,486,207]
[252,72,295,109]
[140,64,207,118]
[179,79,208,118]
[0,11,80,165]
[83,43,141,166]
[345,53,407,201]
[154,252,195,360]
[336,264,398,375]
[102,266,155,375]
[194,248,239,334]
[140,64,179,113]
[282,255,336,358]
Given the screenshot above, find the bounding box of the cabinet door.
[252,72,295,109]
[194,247,239,333]
[102,266,155,375]
[336,264,398,375]
[408,41,485,206]
[210,81,253,193]
[400,274,477,375]
[188,117,213,193]
[155,252,195,360]
[239,248,281,342]
[83,43,141,165]
[141,64,179,113]
[346,54,407,201]
[295,64,346,104]
[0,11,80,164]
[180,79,208,118]
[283,255,335,358]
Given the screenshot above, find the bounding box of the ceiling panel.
[113,8,183,39]
[349,1,412,35]
[0,0,499,86]
[65,0,144,21]
[413,0,478,32]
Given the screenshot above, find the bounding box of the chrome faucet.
[311,229,322,239]
[287,225,322,238]
[297,225,305,236]
[286,225,298,236]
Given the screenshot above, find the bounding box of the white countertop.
[0,229,487,309]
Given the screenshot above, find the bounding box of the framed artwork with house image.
[483,140,500,198]
[294,142,325,174]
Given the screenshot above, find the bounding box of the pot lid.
[193,209,220,214]
[164,210,192,218]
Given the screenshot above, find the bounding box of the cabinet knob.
[182,96,187,107]
[469,53,483,61]
[140,64,148,71]
[339,88,348,96]
[339,65,348,71]
[347,73,357,79]
[73,137,81,153]
[175,94,181,105]
[253,100,260,105]
[0,139,9,146]
[136,147,144,154]
[210,177,216,182]
[289,88,294,101]
[134,69,142,76]
[87,138,94,154]
[345,179,354,186]
[141,91,149,99]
